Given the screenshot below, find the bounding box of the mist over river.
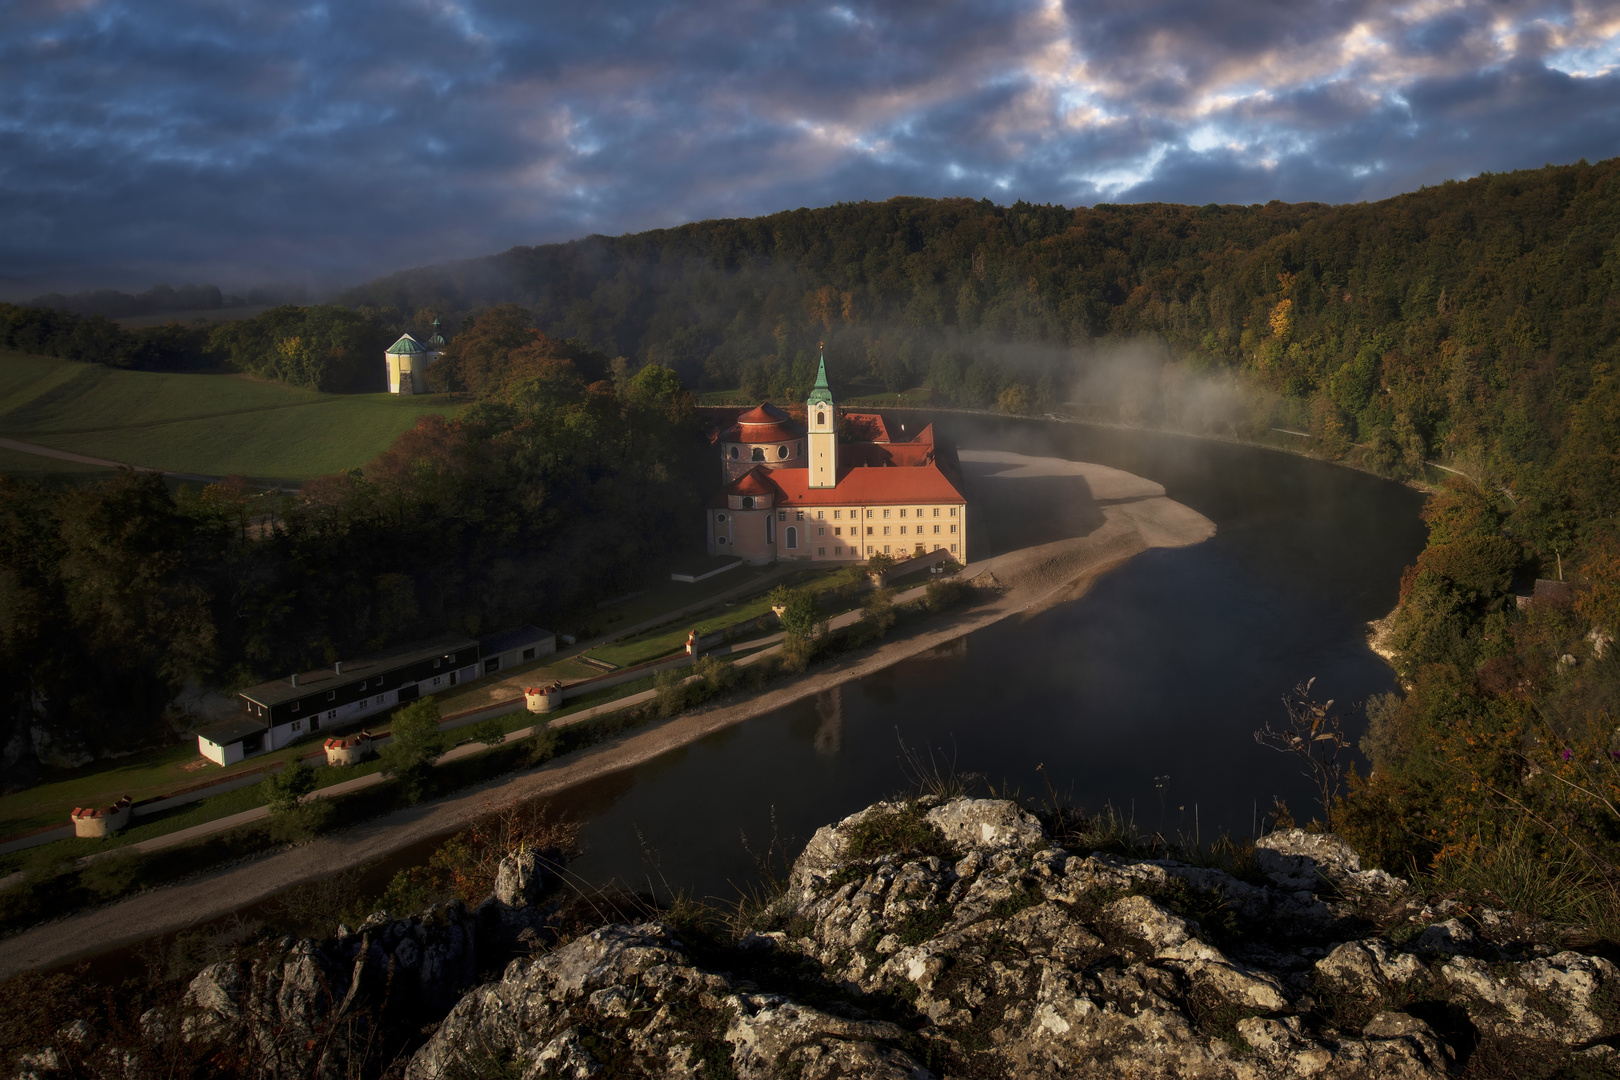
[540,416,1428,904]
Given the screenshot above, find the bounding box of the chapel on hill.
[707,355,967,565]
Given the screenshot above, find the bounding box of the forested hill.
[347,159,1618,499]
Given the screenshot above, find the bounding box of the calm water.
[539,417,1428,903]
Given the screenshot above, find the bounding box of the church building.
[707,355,967,564]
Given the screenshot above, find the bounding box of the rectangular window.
[327,691,336,701]
[950,524,957,533]
[899,526,907,534]
[834,546,842,554]
[951,544,958,552]
[866,509,874,518]
[933,525,940,534]
[484,658,499,674]
[834,527,841,535]
[817,510,825,519]
[915,509,922,518]
[818,547,826,555]
[433,675,442,687]
[796,511,805,520]
[291,719,302,732]
[522,647,535,661]
[866,526,873,535]
[883,526,890,535]
[950,507,958,516]
[899,509,906,518]
[884,545,891,554]
[866,545,873,554]
[933,508,940,517]
[818,527,826,536]
[291,701,300,713]
[432,658,441,669]
[833,510,841,519]
[883,508,890,518]
[328,709,336,719]
[778,511,786,521]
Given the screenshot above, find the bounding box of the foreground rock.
[409,798,1620,1079]
[12,797,1620,1079]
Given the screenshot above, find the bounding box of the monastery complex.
[707,355,967,565]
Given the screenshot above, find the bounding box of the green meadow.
[0,352,460,484]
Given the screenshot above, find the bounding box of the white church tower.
[806,350,837,488]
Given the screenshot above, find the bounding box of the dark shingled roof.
[238,633,477,708]
[479,625,553,656]
[196,716,269,748]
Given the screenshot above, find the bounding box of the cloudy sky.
[4,0,1619,296]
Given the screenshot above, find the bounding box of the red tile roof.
[729,467,779,496]
[736,403,791,425]
[722,421,802,443]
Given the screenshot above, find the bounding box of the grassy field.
[585,564,855,668]
[0,352,460,484]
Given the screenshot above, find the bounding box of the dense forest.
[0,320,708,780]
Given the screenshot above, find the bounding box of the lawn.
[0,352,461,484]
[584,564,855,668]
[0,739,323,840]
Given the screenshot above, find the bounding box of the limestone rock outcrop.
[13,796,1620,1080]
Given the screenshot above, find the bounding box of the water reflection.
[539,418,1427,905]
[813,687,842,757]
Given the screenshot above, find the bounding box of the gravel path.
[0,451,1214,979]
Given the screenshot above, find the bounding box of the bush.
[378,698,450,803]
[862,587,897,637]
[261,759,317,814]
[925,577,968,611]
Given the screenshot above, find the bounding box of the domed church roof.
[735,403,792,426]
[387,334,427,355]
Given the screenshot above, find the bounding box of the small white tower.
[385,333,436,395]
[806,350,837,489]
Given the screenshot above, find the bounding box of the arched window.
[729,445,738,459]
[777,445,787,459]
[751,446,765,461]
[741,496,754,509]
[817,411,826,426]
[786,526,797,549]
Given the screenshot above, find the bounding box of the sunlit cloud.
[0,0,1618,294]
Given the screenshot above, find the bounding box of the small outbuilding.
[477,625,556,677]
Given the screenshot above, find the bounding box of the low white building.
[197,634,479,765]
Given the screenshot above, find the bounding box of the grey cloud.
[1,0,1617,295]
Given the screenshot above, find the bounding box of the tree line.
[0,302,399,391]
[0,312,709,779]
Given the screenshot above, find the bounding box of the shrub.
[925,578,968,611]
[378,698,450,803]
[261,759,317,815]
[862,587,897,637]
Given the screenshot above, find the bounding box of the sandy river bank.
[0,451,1214,979]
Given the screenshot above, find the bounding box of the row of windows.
[813,544,959,556]
[728,442,802,460]
[770,506,960,521]
[817,524,956,536]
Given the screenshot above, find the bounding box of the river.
[534,416,1428,904]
